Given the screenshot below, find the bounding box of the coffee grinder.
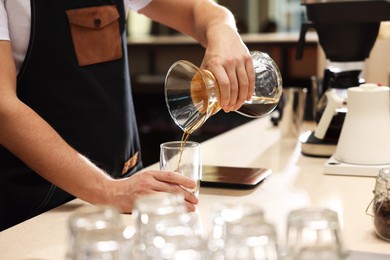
[297,0,390,176]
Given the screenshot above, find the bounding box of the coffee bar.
[128,32,319,166]
[0,118,389,259]
[2,0,390,259]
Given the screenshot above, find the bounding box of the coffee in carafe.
[164,51,283,134]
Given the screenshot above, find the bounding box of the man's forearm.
[0,96,112,205]
[192,0,238,47]
[139,0,238,47]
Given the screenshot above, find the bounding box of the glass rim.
[160,141,200,149]
[287,207,340,228]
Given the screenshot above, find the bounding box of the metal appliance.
[297,0,390,176]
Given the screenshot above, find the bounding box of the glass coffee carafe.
[164,51,283,134]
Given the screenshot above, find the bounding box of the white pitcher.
[335,83,390,165]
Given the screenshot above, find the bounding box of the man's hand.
[104,170,199,213]
[200,32,255,112]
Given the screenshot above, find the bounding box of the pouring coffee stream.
[164,51,283,170]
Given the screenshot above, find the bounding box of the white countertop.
[0,117,389,259]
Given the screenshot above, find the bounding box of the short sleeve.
[0,1,10,41]
[127,0,153,12]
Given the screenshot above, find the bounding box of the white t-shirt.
[0,0,152,72]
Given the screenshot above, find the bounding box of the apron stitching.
[29,184,56,218]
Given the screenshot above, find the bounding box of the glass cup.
[208,203,271,259]
[286,207,347,260]
[224,221,280,260]
[67,205,123,259]
[132,192,201,259]
[133,193,187,240]
[160,141,202,197]
[145,211,206,260]
[165,51,283,134]
[73,227,128,260]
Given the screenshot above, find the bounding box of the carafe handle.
[314,89,345,139]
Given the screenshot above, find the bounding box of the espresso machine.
[297,0,390,176]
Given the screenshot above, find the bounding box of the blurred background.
[125,0,390,166]
[126,0,315,166]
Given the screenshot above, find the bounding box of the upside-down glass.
[132,192,204,259]
[286,207,347,260]
[67,205,123,260]
[165,51,283,134]
[224,220,280,260]
[143,211,206,260]
[208,203,278,259]
[73,227,128,260]
[132,192,187,245]
[160,141,202,197]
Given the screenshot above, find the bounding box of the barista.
[0,0,255,231]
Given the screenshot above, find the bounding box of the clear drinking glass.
[160,141,202,197]
[67,205,123,260]
[132,192,187,240]
[224,221,280,260]
[208,203,271,259]
[132,193,186,258]
[132,192,203,259]
[145,211,206,260]
[165,51,283,133]
[73,227,128,260]
[286,207,347,260]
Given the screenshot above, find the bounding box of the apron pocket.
[66,5,122,66]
